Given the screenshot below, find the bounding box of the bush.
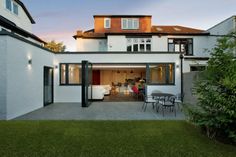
[186,32,236,144]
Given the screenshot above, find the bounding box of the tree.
[45,40,66,52]
[186,32,236,144]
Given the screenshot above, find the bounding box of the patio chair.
[157,96,176,117]
[142,94,156,111]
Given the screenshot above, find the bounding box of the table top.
[151,92,174,97]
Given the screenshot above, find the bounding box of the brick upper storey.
[94,15,152,33]
[73,15,209,39]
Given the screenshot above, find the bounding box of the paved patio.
[15,102,185,120]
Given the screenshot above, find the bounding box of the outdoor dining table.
[151,92,176,116]
[151,92,174,98]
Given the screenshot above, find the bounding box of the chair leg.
[156,103,159,112]
[144,102,147,112]
[142,102,145,110]
[162,106,164,117]
[174,106,176,117]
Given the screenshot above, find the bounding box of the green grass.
[0,121,235,157]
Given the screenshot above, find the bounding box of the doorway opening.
[43,66,54,106]
[92,63,146,102]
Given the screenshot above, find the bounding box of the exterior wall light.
[28,59,32,65]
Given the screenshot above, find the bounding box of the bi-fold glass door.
[81,60,93,107]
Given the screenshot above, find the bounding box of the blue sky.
[21,0,236,51]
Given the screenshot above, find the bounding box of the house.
[0,0,235,120]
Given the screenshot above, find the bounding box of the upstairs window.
[104,18,111,29]
[13,2,18,15]
[5,0,19,15]
[122,18,139,29]
[127,37,152,52]
[6,0,12,11]
[168,38,193,55]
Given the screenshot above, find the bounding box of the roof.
[14,0,35,24]
[207,15,236,31]
[0,15,45,44]
[73,29,106,39]
[151,25,208,34]
[93,15,152,18]
[74,25,209,39]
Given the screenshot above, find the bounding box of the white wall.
[76,38,107,51]
[152,35,216,57]
[0,0,33,32]
[208,16,236,35]
[183,60,208,73]
[107,35,126,51]
[0,36,7,119]
[5,36,54,120]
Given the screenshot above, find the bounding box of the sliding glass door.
[81,61,93,107]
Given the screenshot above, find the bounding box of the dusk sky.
[21,0,236,51]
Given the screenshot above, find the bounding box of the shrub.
[186,32,236,144]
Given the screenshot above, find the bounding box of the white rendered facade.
[0,1,235,120]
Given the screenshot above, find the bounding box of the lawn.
[0,121,235,157]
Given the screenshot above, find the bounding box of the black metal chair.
[142,94,156,111]
[157,96,176,117]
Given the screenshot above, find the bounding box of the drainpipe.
[180,54,184,102]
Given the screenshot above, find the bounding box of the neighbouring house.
[0,0,235,120]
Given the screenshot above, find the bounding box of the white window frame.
[5,0,19,15]
[5,0,12,11]
[104,18,111,29]
[122,18,139,30]
[126,38,152,52]
[13,2,18,15]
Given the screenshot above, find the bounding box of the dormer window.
[122,18,139,30]
[5,0,19,15]
[104,18,111,29]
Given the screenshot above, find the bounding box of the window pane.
[168,64,174,84]
[13,3,18,15]
[150,64,166,84]
[168,44,174,52]
[146,39,151,43]
[133,44,138,51]
[60,64,66,84]
[133,19,139,29]
[122,19,127,29]
[6,0,11,11]
[168,39,173,43]
[140,44,145,51]
[146,44,151,51]
[133,38,138,43]
[175,44,180,52]
[128,19,132,29]
[149,64,174,84]
[127,45,132,51]
[187,44,193,55]
[68,64,81,84]
[180,44,185,52]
